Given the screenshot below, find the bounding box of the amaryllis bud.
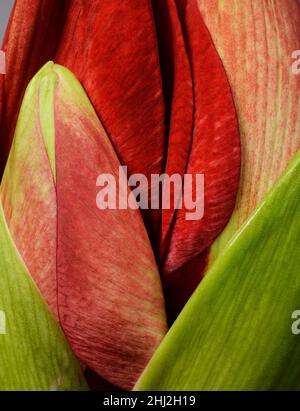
[0,0,241,320]
[1,62,167,389]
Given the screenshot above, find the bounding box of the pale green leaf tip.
[18,60,91,180]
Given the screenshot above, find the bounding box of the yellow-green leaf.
[0,200,87,390]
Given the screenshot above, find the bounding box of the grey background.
[0,0,14,45]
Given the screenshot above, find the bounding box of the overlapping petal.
[0,0,242,317]
[1,62,167,389]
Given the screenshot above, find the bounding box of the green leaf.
[0,201,88,390]
[136,149,300,390]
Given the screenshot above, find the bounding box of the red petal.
[55,0,165,242]
[54,65,167,389]
[161,0,240,308]
[152,0,194,260]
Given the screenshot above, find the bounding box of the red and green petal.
[1,62,167,389]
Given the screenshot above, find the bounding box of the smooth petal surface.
[1,62,167,389]
[0,202,87,390]
[197,0,300,265]
[136,147,300,390]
